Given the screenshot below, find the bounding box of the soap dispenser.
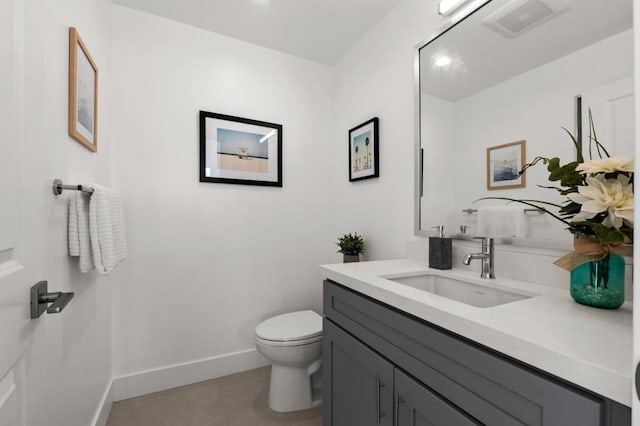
[429,226,452,270]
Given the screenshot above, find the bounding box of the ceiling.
[113,0,403,65]
[420,0,633,101]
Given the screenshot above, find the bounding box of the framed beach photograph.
[349,117,379,182]
[199,111,283,187]
[68,27,98,152]
[486,140,526,190]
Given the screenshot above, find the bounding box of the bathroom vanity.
[320,260,632,426]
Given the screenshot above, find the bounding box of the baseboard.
[91,379,113,426]
[112,348,270,401]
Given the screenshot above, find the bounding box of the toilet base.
[268,364,322,412]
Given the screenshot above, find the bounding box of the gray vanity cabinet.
[322,280,631,426]
[324,317,479,426]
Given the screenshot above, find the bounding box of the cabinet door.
[395,369,481,426]
[323,318,394,426]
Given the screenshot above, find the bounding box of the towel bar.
[462,208,543,214]
[52,179,94,196]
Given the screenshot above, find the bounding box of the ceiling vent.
[482,0,569,37]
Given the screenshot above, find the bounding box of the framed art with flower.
[349,117,379,182]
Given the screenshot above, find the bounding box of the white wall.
[110,6,334,382]
[20,0,113,425]
[330,0,448,260]
[420,94,455,231]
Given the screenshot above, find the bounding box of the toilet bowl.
[255,310,323,412]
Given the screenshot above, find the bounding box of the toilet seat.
[255,310,322,343]
[255,334,323,347]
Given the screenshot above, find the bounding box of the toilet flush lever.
[30,281,74,319]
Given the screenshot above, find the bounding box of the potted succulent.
[336,233,365,263]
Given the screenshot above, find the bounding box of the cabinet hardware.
[393,394,404,426]
[376,378,386,424]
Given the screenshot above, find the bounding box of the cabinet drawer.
[324,280,606,426]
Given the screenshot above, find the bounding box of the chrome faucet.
[463,237,495,279]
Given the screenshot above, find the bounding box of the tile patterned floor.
[106,367,322,426]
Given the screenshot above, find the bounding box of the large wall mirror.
[416,0,634,249]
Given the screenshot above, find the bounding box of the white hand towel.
[68,193,94,273]
[88,184,127,275]
[476,206,527,238]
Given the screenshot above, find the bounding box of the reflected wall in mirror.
[416,0,634,248]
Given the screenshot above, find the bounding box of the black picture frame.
[199,110,283,187]
[348,117,379,182]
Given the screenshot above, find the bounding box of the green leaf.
[572,222,625,244]
[620,227,634,243]
[561,127,584,163]
[587,109,610,159]
[549,168,563,181]
[547,157,560,172]
[559,202,581,216]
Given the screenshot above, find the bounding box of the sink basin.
[386,273,533,308]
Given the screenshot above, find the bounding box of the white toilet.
[254,310,323,412]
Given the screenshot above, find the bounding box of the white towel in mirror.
[476,206,527,238]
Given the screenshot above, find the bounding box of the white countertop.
[319,259,633,407]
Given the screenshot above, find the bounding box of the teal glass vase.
[570,253,625,309]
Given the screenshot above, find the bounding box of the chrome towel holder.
[52,179,94,196]
[462,208,543,214]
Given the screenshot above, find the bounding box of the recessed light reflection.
[434,56,452,67]
[434,56,451,67]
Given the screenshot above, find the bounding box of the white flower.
[567,175,634,229]
[576,156,633,175]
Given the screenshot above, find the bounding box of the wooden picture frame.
[199,111,283,187]
[349,117,379,182]
[486,140,526,190]
[68,27,98,152]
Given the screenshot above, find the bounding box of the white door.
[581,76,635,158]
[0,0,28,424]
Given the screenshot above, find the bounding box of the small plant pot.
[343,254,360,263]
